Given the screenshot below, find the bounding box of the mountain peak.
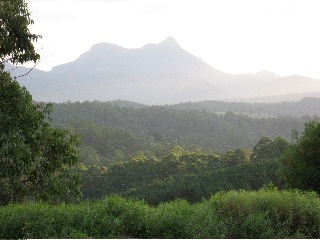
[159,36,181,48]
[255,70,280,79]
[89,42,125,52]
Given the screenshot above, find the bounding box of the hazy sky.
[26,0,320,79]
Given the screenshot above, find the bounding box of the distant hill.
[7,36,320,105]
[107,100,147,109]
[51,101,306,151]
[171,97,320,118]
[225,92,320,103]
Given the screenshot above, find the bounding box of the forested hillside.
[49,100,305,204]
[172,97,320,117]
[51,101,307,153]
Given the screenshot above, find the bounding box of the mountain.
[7,36,320,104]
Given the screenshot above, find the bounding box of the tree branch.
[14,61,40,79]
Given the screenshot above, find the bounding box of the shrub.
[146,199,193,238]
[207,189,320,238]
[1,190,320,238]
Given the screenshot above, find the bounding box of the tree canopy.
[0,0,81,205]
[0,72,81,205]
[250,136,289,161]
[0,0,41,69]
[279,121,320,193]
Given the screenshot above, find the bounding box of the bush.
[1,190,320,238]
[146,199,194,238]
[206,189,320,238]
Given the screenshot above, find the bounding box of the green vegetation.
[172,98,320,118]
[52,101,306,152]
[0,0,40,69]
[2,1,320,238]
[1,189,320,239]
[0,69,81,206]
[0,0,80,206]
[279,121,320,193]
[79,144,285,204]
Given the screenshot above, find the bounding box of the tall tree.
[250,136,289,161]
[0,72,81,205]
[0,0,81,205]
[279,121,320,193]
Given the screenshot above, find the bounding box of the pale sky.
[25,0,320,79]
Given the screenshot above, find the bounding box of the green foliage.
[223,148,251,165]
[1,190,320,238]
[279,121,320,193]
[125,158,282,205]
[0,196,149,239]
[0,72,81,205]
[52,101,305,151]
[51,101,302,205]
[65,120,160,163]
[146,199,193,238]
[0,0,80,205]
[251,136,290,161]
[172,98,320,118]
[0,0,41,68]
[208,189,320,238]
[79,145,282,204]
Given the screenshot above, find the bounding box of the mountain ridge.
[7,36,320,104]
